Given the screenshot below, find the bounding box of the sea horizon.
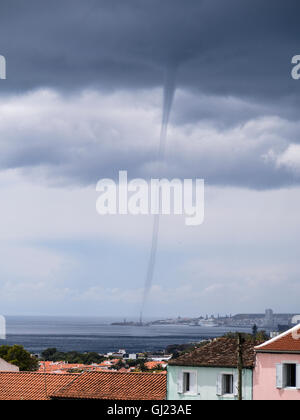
[1,315,252,355]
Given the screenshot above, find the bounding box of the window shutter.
[296,365,300,389]
[233,373,239,396]
[177,371,183,394]
[276,364,283,389]
[216,374,222,396]
[190,372,197,395]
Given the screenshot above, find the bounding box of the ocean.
[2,316,251,354]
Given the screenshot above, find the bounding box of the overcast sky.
[0,0,300,317]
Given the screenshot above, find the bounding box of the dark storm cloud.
[0,0,300,189]
[0,87,297,189]
[0,0,299,102]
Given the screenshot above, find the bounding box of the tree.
[223,331,269,344]
[0,346,10,359]
[252,324,258,337]
[255,330,269,342]
[138,359,148,372]
[115,359,126,370]
[40,348,104,364]
[126,359,139,368]
[0,345,39,371]
[152,364,165,372]
[81,352,104,365]
[41,348,57,361]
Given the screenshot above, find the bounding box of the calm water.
[2,316,251,354]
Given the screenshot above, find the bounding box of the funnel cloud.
[0,1,300,317]
[141,67,177,320]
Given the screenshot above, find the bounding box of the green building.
[167,337,255,400]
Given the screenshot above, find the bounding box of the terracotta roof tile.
[255,325,300,352]
[145,361,167,370]
[51,371,167,400]
[38,361,109,374]
[0,372,77,400]
[169,338,258,368]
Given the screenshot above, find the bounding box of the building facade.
[167,365,253,400]
[167,338,256,400]
[253,325,300,400]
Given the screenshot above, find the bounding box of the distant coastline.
[2,316,252,354]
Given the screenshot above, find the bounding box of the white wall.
[167,365,253,400]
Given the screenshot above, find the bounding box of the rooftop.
[0,372,77,400]
[51,371,167,400]
[145,361,167,370]
[169,338,258,368]
[255,324,300,353]
[38,361,111,374]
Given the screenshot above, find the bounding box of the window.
[223,374,234,395]
[217,373,237,397]
[285,364,296,388]
[183,372,190,393]
[276,363,300,389]
[178,371,197,395]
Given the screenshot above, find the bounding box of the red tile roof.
[38,361,109,374]
[255,325,300,353]
[145,361,167,370]
[0,372,77,400]
[169,338,258,368]
[51,371,167,400]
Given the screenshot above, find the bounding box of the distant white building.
[148,355,172,362]
[106,349,130,359]
[292,315,300,325]
[0,358,19,372]
[123,353,137,360]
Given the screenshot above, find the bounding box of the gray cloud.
[0,0,299,102]
[0,89,298,189]
[1,1,300,316]
[0,0,300,189]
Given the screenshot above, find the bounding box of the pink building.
[253,325,300,400]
